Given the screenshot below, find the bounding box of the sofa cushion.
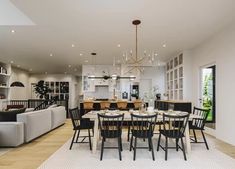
[0,108,26,122]
[50,106,66,129]
[17,109,52,142]
[46,104,58,109]
[0,122,24,147]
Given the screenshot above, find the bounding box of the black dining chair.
[190,107,210,150]
[69,107,94,150]
[98,113,124,161]
[157,112,189,161]
[130,113,158,161]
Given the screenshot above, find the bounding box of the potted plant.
[131,93,138,101]
[33,80,52,99]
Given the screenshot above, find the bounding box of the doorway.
[200,65,216,129]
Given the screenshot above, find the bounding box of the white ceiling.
[0,0,235,74]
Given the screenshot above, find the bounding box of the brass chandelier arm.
[136,67,143,72]
[125,67,136,74]
[136,57,145,63]
[128,57,137,63]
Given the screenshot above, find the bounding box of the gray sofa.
[0,106,66,146]
[17,109,52,142]
[0,122,24,147]
[51,106,67,129]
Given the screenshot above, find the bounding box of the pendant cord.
[135,25,138,61]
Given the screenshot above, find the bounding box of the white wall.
[191,23,235,145]
[139,66,165,101]
[9,67,30,100]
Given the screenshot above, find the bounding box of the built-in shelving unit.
[166,53,183,100]
[0,62,11,101]
[45,81,69,100]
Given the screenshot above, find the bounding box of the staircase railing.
[8,99,69,117]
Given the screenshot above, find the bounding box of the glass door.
[200,65,216,128]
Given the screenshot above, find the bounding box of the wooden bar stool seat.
[133,100,142,110]
[83,100,94,114]
[116,100,128,110]
[100,101,111,110]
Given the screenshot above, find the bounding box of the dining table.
[82,110,201,154]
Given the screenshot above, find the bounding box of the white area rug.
[38,132,235,169]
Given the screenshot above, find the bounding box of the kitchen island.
[155,100,192,113]
[80,100,148,115]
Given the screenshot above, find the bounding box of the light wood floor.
[0,120,73,169]
[0,120,235,169]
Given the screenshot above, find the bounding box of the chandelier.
[123,20,157,74]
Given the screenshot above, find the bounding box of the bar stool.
[133,100,142,110]
[100,101,111,110]
[116,100,128,110]
[83,100,94,114]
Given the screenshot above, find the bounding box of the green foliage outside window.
[203,74,213,121]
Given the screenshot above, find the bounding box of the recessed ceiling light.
[10,61,14,64]
[163,44,167,48]
[117,44,121,47]
[85,60,88,63]
[29,69,32,71]
[68,65,72,68]
[71,44,75,47]
[50,53,53,57]
[11,30,15,33]
[154,53,158,56]
[79,53,83,56]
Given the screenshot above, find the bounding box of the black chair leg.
[149,137,155,161]
[165,137,168,161]
[133,137,137,161]
[180,138,187,161]
[120,136,123,151]
[157,133,161,151]
[75,129,80,143]
[148,137,151,151]
[130,135,133,151]
[69,130,77,150]
[100,137,105,161]
[127,125,130,141]
[176,138,179,151]
[118,137,122,161]
[193,129,197,142]
[88,129,92,150]
[201,130,209,150]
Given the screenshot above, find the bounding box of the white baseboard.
[204,127,216,137]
